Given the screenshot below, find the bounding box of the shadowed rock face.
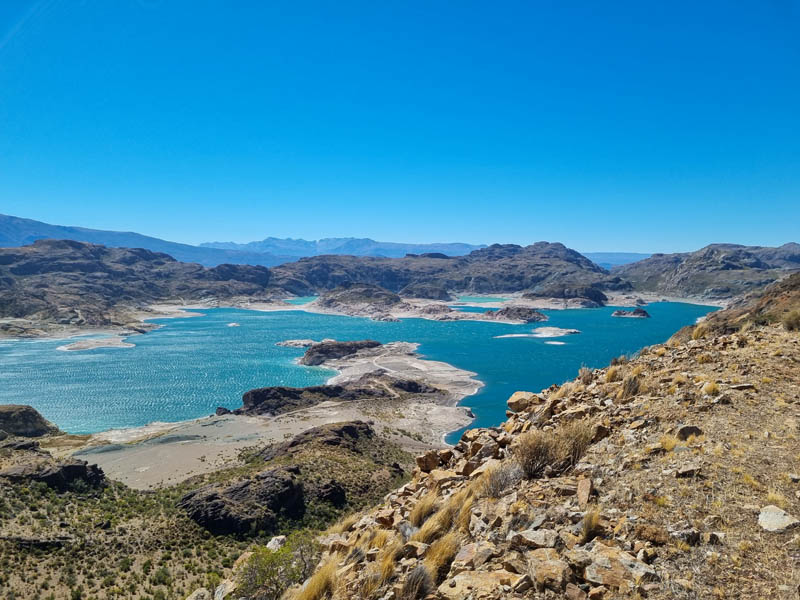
[178,466,305,536]
[235,373,440,417]
[299,339,382,366]
[258,421,376,462]
[0,459,105,492]
[0,405,59,437]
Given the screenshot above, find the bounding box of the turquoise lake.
[0,303,715,439]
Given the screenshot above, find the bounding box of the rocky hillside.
[269,243,625,298]
[613,243,800,299]
[236,278,800,600]
[0,410,413,600]
[0,239,273,335]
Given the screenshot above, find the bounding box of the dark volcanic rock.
[215,407,231,416]
[612,307,651,318]
[0,458,105,492]
[259,421,376,461]
[236,382,387,416]
[483,306,548,323]
[300,339,382,366]
[0,405,59,437]
[178,466,304,535]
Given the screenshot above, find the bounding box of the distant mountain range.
[1,214,651,267]
[0,214,290,267]
[200,237,486,259]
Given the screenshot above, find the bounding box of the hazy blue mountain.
[0,214,290,267]
[582,252,652,269]
[200,236,486,258]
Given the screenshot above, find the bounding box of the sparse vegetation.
[482,461,522,498]
[400,565,434,600]
[514,419,593,479]
[784,310,800,331]
[605,366,621,383]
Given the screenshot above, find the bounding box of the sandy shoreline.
[58,340,481,489]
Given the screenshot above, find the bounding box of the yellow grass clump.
[702,381,720,396]
[660,435,680,452]
[424,531,460,581]
[409,491,437,527]
[605,366,622,383]
[294,557,338,600]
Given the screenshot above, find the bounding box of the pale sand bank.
[67,341,480,489]
[57,336,135,351]
[494,327,581,339]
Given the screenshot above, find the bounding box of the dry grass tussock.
[514,419,593,479]
[784,310,800,331]
[481,460,523,498]
[293,557,337,600]
[408,491,437,527]
[605,366,622,383]
[399,565,434,600]
[423,531,460,582]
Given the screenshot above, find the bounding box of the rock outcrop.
[269,242,618,297]
[613,242,800,298]
[611,307,651,318]
[0,458,105,492]
[299,339,382,366]
[0,405,59,437]
[178,466,305,535]
[482,306,548,323]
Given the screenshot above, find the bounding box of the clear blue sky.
[1,1,798,252]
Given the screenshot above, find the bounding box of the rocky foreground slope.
[226,276,800,600]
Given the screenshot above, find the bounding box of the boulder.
[510,528,558,548]
[582,542,659,589]
[416,450,440,473]
[507,391,537,412]
[758,505,800,532]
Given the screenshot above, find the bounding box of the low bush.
[514,420,593,479]
[482,461,523,498]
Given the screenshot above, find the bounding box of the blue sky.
[0,1,798,252]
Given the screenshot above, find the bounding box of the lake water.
[0,303,715,438]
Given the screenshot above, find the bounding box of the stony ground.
[267,318,800,600]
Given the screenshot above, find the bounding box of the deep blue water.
[0,303,715,437]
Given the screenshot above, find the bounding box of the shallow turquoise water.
[0,303,715,436]
[284,296,318,305]
[456,295,509,303]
